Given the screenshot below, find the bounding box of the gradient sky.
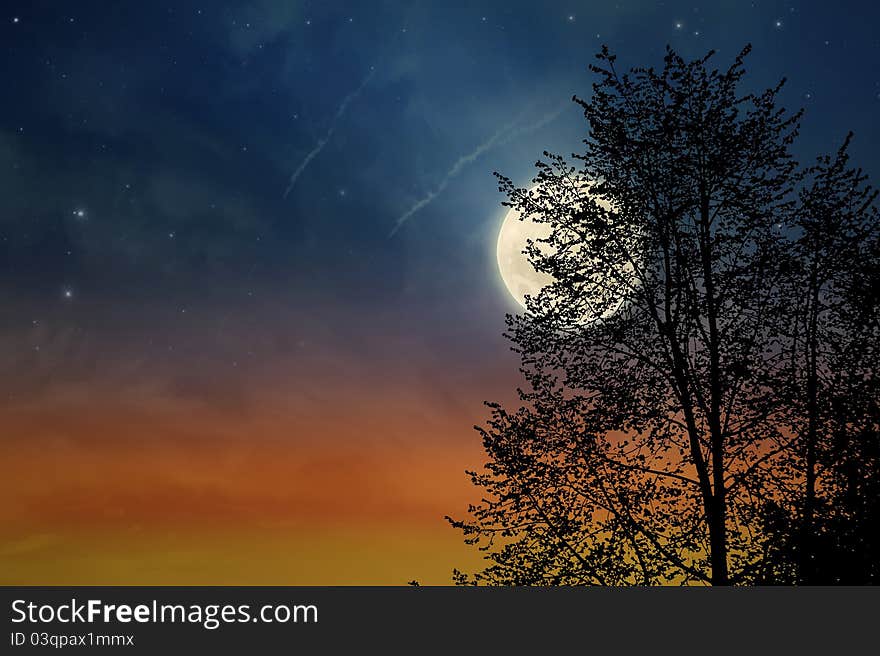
[2,0,879,584]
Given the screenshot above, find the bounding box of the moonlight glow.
[495,190,634,320]
[495,202,554,310]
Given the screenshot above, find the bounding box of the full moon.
[495,203,554,310]
[495,190,629,320]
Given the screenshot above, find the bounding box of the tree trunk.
[799,269,821,584]
[700,188,729,585]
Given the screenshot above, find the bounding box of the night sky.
[2,1,879,584]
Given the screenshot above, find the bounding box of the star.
[12,16,19,23]
[774,19,783,29]
[675,21,683,30]
[63,288,73,299]
[568,15,575,22]
[73,209,86,218]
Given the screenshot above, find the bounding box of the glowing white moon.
[495,191,630,320]
[496,204,555,310]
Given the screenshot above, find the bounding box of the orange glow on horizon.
[1,373,496,585]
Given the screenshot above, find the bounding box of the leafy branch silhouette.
[448,45,879,585]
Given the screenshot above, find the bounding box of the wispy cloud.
[388,102,569,237]
[283,68,377,199]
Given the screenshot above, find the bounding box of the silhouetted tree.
[449,46,879,585]
[764,139,880,583]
